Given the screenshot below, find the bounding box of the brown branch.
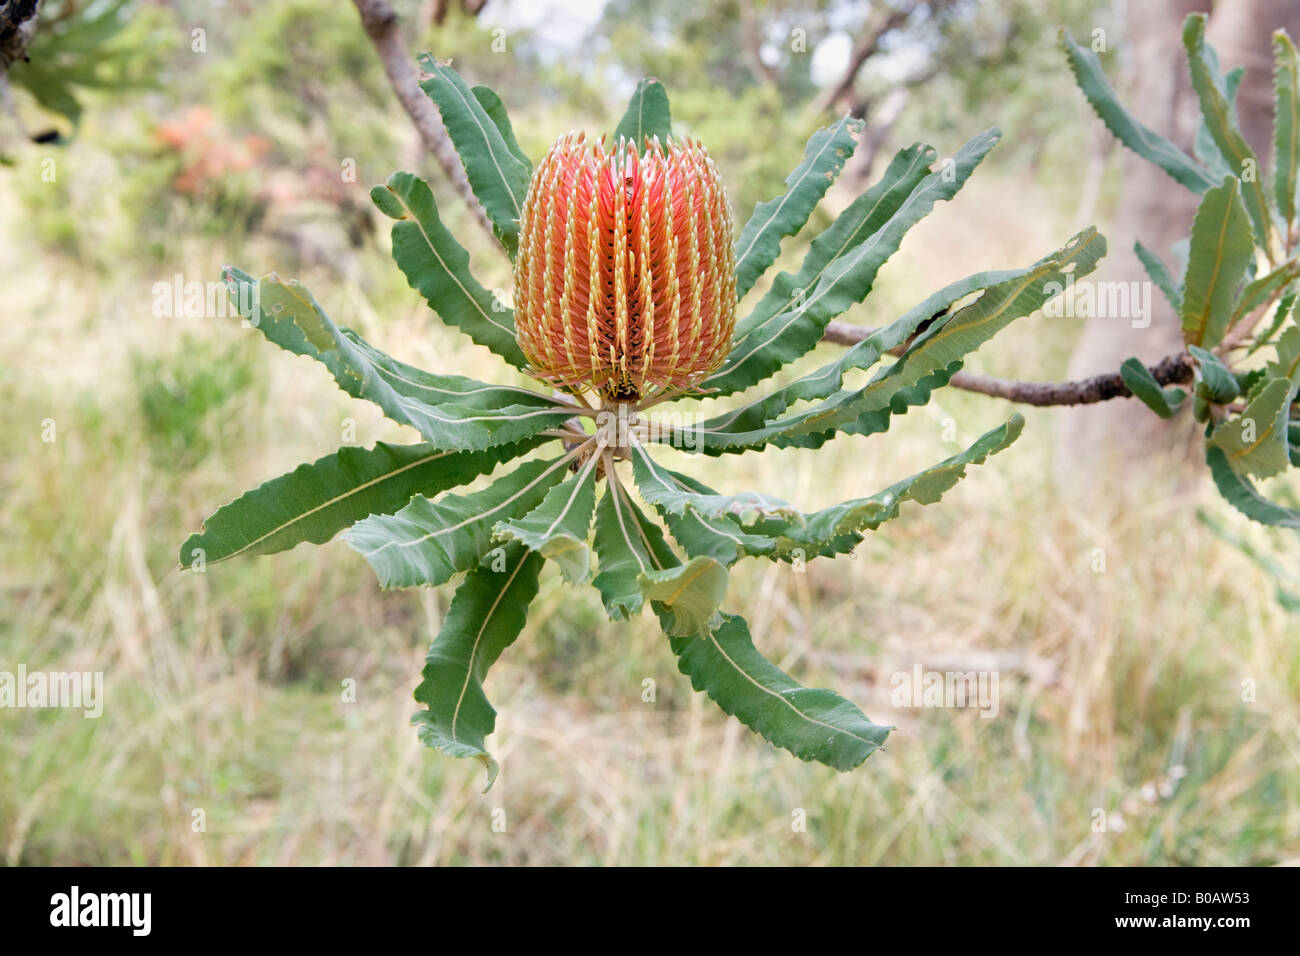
[813,8,906,113]
[821,320,1196,407]
[942,357,1195,407]
[0,0,40,75]
[351,0,497,245]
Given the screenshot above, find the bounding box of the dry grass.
[2,149,1299,866]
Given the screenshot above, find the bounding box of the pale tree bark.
[738,0,780,90]
[352,0,497,245]
[1056,0,1300,486]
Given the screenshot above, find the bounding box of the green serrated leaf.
[346,456,571,589]
[1184,14,1274,253]
[631,460,780,566]
[1249,284,1298,355]
[1268,324,1300,385]
[1134,240,1182,313]
[1207,445,1300,529]
[1119,357,1185,419]
[1275,31,1300,229]
[767,416,1024,556]
[595,486,891,770]
[416,56,531,255]
[637,420,1020,563]
[669,613,892,771]
[805,229,1106,447]
[342,331,555,412]
[683,264,1035,449]
[1209,377,1295,478]
[733,116,862,300]
[1190,62,1242,182]
[493,451,601,583]
[179,439,537,569]
[1189,345,1242,403]
[1180,176,1254,348]
[470,85,532,172]
[411,542,544,791]
[706,131,1001,397]
[639,556,729,637]
[592,480,677,620]
[222,267,571,451]
[1060,29,1217,192]
[1238,367,1270,403]
[1196,65,1244,180]
[1228,260,1300,333]
[612,78,672,149]
[677,228,1105,455]
[371,171,529,369]
[707,139,937,396]
[629,437,801,524]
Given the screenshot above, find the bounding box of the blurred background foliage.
[1,0,1297,865]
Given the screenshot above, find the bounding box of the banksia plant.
[182,58,1105,787]
[1062,15,1300,530]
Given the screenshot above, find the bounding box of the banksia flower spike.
[514,132,737,403]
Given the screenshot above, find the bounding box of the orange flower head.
[513,133,737,402]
